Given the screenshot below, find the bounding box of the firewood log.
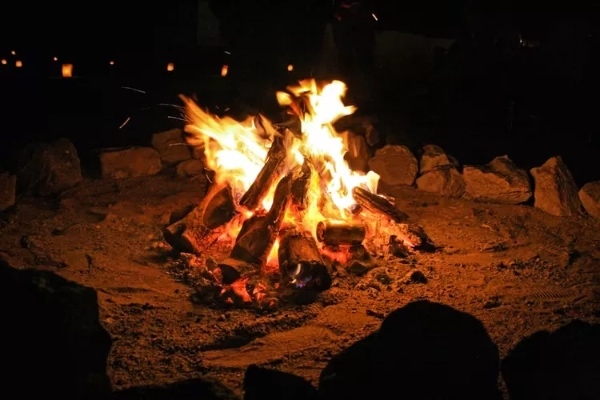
[220,174,292,283]
[316,220,366,246]
[278,229,332,292]
[239,135,288,211]
[351,187,408,222]
[163,182,236,254]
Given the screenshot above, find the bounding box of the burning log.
[316,220,366,246]
[278,229,332,292]
[351,187,408,222]
[223,174,292,282]
[163,182,236,254]
[239,135,288,211]
[290,161,311,210]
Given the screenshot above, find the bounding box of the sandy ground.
[1,171,599,397]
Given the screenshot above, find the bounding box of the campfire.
[163,79,433,309]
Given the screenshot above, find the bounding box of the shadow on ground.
[1,261,598,399]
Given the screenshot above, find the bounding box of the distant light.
[166,62,175,72]
[221,64,229,77]
[15,60,22,68]
[371,13,378,21]
[53,56,58,61]
[62,63,73,78]
[10,50,16,56]
[1,59,6,65]
[109,60,115,65]
[224,50,231,55]
[287,64,294,72]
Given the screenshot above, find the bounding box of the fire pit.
[163,79,433,309]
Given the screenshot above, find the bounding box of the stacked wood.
[239,135,288,211]
[217,174,293,284]
[163,182,236,254]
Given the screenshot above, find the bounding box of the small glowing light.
[287,64,294,72]
[224,50,231,55]
[1,59,6,65]
[15,60,22,68]
[53,56,58,61]
[109,60,114,65]
[166,62,175,72]
[10,50,16,56]
[221,64,229,77]
[371,13,378,21]
[62,63,73,78]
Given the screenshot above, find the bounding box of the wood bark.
[278,229,332,292]
[163,182,236,254]
[229,174,293,269]
[316,220,366,246]
[352,187,408,222]
[239,136,288,211]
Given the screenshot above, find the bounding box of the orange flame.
[181,79,380,241]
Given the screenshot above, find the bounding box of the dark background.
[0,1,597,184]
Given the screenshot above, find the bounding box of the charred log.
[163,182,236,254]
[230,174,293,269]
[352,187,408,222]
[239,136,288,211]
[316,220,366,246]
[278,229,332,292]
[213,257,256,286]
[290,161,311,211]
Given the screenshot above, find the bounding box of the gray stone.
[416,165,465,198]
[463,155,532,204]
[151,128,192,164]
[368,145,418,186]
[530,156,582,217]
[0,172,16,211]
[98,147,162,179]
[578,181,600,219]
[17,138,82,196]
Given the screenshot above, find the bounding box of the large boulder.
[578,181,600,219]
[98,147,162,179]
[530,156,582,216]
[416,165,465,198]
[0,172,16,211]
[17,138,83,196]
[368,145,418,186]
[151,128,192,165]
[463,156,532,204]
[0,259,112,399]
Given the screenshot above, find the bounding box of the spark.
[158,103,184,109]
[372,13,378,21]
[121,86,146,94]
[118,117,131,129]
[224,51,231,55]
[167,116,187,121]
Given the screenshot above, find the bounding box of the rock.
[530,156,582,216]
[17,138,82,196]
[368,145,418,186]
[0,259,112,399]
[403,269,428,284]
[342,132,371,173]
[151,128,192,165]
[578,181,600,219]
[416,165,465,198]
[0,172,16,211]
[463,155,532,204]
[98,147,162,179]
[419,144,455,174]
[176,159,205,178]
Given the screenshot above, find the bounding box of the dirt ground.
[1,171,599,398]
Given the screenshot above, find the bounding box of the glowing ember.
[181,79,380,245]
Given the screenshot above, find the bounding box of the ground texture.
[1,172,598,397]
